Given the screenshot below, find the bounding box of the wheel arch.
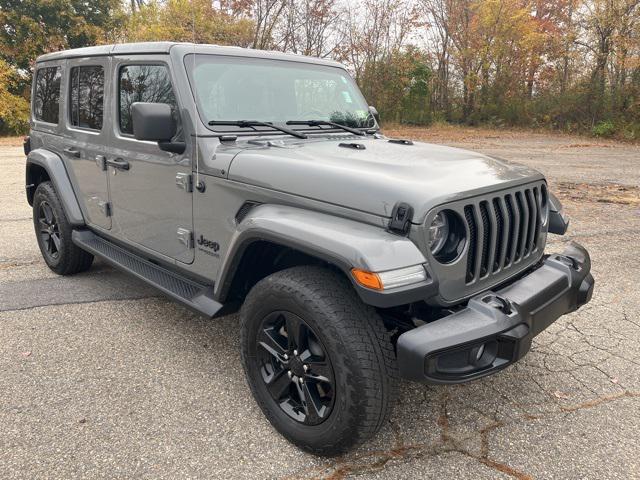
[26,163,49,205]
[214,204,429,307]
[216,234,351,305]
[26,149,85,226]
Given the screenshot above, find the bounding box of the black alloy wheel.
[256,310,335,425]
[32,181,94,275]
[240,266,398,455]
[37,200,61,260]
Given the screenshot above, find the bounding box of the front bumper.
[396,242,594,384]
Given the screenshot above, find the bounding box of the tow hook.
[554,254,578,270]
[481,294,513,315]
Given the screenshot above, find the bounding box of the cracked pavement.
[1,132,639,479]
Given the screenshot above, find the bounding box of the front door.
[61,57,111,230]
[107,57,194,264]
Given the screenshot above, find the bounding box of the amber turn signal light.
[351,268,383,290]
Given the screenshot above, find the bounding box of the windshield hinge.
[388,202,414,235]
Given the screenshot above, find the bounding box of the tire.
[240,265,397,455]
[32,181,94,275]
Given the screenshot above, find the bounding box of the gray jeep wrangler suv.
[25,42,594,455]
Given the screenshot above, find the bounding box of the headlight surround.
[539,184,549,226]
[428,210,466,263]
[429,211,449,255]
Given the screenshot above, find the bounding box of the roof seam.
[34,42,344,68]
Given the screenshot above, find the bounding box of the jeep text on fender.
[25,42,594,455]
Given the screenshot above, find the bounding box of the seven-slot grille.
[463,185,545,284]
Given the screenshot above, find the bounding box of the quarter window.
[34,66,62,124]
[69,66,104,130]
[119,65,177,135]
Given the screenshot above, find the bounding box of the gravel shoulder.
[1,130,639,479]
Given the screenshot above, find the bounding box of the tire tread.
[33,181,93,275]
[240,265,398,455]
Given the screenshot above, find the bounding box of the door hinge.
[175,173,193,192]
[177,228,193,249]
[98,201,111,217]
[95,155,107,171]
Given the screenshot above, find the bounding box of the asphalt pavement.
[1,133,639,479]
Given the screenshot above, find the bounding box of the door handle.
[106,158,130,171]
[63,147,81,158]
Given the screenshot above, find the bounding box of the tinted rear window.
[34,66,62,124]
[69,66,104,130]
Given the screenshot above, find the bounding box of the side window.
[69,66,104,130]
[119,65,177,135]
[34,66,62,124]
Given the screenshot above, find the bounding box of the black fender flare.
[26,149,85,226]
[214,204,435,307]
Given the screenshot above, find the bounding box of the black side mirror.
[368,105,380,124]
[132,102,175,141]
[131,102,185,154]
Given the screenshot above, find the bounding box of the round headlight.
[429,211,450,255]
[428,210,466,263]
[539,184,549,226]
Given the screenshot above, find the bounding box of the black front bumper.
[396,242,594,384]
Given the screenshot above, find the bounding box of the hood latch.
[388,202,414,235]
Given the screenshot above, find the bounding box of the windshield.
[185,54,375,132]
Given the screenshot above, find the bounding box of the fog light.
[474,344,485,362]
[430,340,499,376]
[469,341,498,368]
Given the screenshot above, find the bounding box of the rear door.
[107,56,194,263]
[60,57,111,229]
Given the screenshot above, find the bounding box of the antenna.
[192,1,201,191]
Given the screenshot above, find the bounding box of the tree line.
[1,0,639,139]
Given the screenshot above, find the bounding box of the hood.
[227,135,544,222]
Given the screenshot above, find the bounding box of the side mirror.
[132,102,176,141]
[368,105,380,124]
[131,102,185,154]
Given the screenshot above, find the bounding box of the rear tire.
[240,266,397,455]
[32,181,93,275]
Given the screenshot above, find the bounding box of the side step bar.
[72,230,223,317]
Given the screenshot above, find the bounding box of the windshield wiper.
[208,120,307,139]
[286,120,366,136]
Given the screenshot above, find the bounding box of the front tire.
[32,181,93,275]
[240,266,397,455]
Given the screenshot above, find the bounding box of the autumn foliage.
[0,0,639,139]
